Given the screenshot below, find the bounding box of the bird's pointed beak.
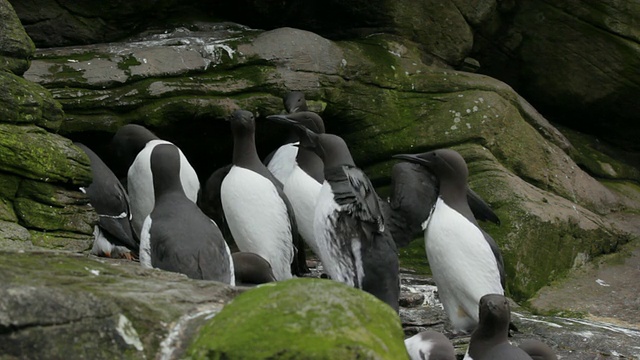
[392,153,430,166]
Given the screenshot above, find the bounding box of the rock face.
[187,278,409,360]
[21,23,640,300]
[0,0,96,251]
[0,251,241,360]
[0,0,34,74]
[474,0,640,150]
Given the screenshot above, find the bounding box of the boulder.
[22,24,640,300]
[0,0,34,75]
[187,278,409,360]
[0,251,242,360]
[0,0,97,249]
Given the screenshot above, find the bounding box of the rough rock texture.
[0,0,34,74]
[3,252,639,359]
[0,251,242,360]
[0,0,96,250]
[9,0,186,48]
[187,278,409,360]
[22,24,640,300]
[474,0,640,150]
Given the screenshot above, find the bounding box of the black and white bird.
[464,294,533,360]
[294,127,400,311]
[220,110,299,281]
[139,143,234,284]
[404,330,456,360]
[110,124,200,239]
[76,143,137,259]
[393,149,505,332]
[382,161,500,248]
[266,112,325,257]
[265,91,309,184]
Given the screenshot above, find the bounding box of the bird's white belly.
[221,166,294,281]
[424,198,503,332]
[267,143,298,185]
[284,165,322,255]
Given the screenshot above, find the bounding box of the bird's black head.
[283,91,308,114]
[110,124,159,177]
[227,109,256,135]
[393,149,468,185]
[478,293,511,332]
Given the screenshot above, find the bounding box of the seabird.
[266,112,325,257]
[139,143,234,284]
[220,110,299,281]
[75,143,137,259]
[295,126,400,311]
[110,124,200,239]
[265,91,309,184]
[464,294,533,360]
[393,149,505,332]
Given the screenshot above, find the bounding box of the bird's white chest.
[267,142,298,184]
[423,197,503,330]
[220,166,293,280]
[284,165,322,252]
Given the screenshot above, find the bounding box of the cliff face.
[1,0,639,358]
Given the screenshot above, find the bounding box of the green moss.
[15,197,96,235]
[24,231,92,252]
[559,125,640,181]
[480,205,625,301]
[117,54,142,71]
[187,278,408,360]
[0,124,91,185]
[398,238,432,276]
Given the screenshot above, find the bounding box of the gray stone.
[0,0,34,75]
[0,251,243,360]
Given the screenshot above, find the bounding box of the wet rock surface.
[3,250,639,359]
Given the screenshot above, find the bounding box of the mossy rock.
[0,0,35,75]
[0,220,32,250]
[0,71,64,130]
[28,230,93,252]
[187,278,409,360]
[0,123,91,185]
[14,196,96,235]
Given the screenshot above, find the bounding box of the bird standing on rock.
[393,149,505,332]
[382,161,500,248]
[266,112,325,257]
[294,126,400,311]
[221,110,299,281]
[140,143,234,285]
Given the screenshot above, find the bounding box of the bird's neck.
[232,131,261,168]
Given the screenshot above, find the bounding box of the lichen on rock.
[187,278,409,360]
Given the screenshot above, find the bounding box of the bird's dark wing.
[467,187,500,225]
[77,142,138,251]
[198,164,235,247]
[481,228,506,289]
[386,162,439,247]
[327,165,385,234]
